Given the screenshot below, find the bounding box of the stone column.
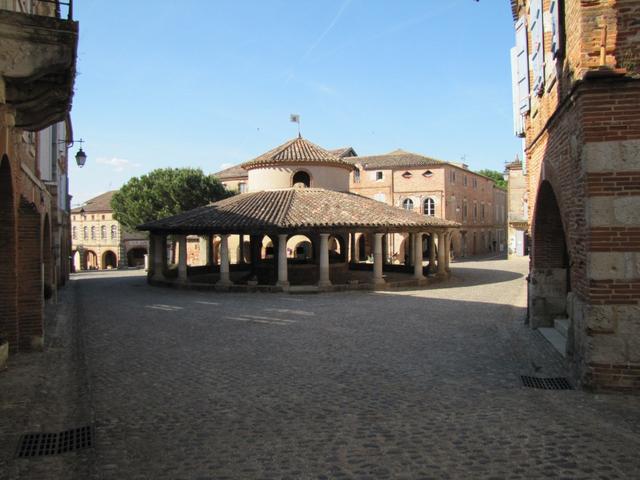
[276,233,289,287]
[428,234,436,273]
[318,233,331,287]
[199,235,211,266]
[444,232,451,272]
[413,232,425,279]
[218,234,232,286]
[373,233,385,285]
[177,234,188,282]
[408,233,414,266]
[239,234,246,264]
[437,231,446,275]
[349,233,356,264]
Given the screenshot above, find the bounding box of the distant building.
[71,191,148,270]
[504,158,528,257]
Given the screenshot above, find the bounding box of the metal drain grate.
[521,376,573,390]
[16,426,94,458]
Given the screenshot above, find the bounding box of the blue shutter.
[529,0,544,95]
[511,47,525,136]
[550,0,561,59]
[515,17,530,114]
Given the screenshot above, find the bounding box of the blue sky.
[70,0,522,204]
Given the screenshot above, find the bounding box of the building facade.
[0,1,78,356]
[510,0,640,391]
[504,158,529,257]
[71,191,149,271]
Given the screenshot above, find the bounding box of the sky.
[70,0,522,205]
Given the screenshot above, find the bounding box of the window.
[463,176,468,187]
[376,171,383,181]
[449,170,456,183]
[529,0,545,95]
[423,170,433,177]
[423,198,435,216]
[111,225,117,239]
[402,198,414,210]
[473,178,478,189]
[91,226,96,240]
[354,169,360,183]
[101,225,106,240]
[72,226,76,240]
[101,215,105,220]
[91,215,95,220]
[402,171,412,179]
[463,201,468,220]
[292,171,310,188]
[473,203,478,221]
[83,226,88,240]
[481,203,485,220]
[550,0,563,60]
[238,182,247,193]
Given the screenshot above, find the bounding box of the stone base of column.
[276,280,290,290]
[317,280,332,287]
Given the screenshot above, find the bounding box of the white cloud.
[96,157,141,172]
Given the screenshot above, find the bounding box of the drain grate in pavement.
[16,426,94,458]
[521,376,573,390]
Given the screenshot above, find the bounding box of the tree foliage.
[111,168,233,231]
[475,169,507,189]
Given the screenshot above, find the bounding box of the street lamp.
[58,138,88,167]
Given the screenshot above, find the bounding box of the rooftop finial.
[290,113,301,138]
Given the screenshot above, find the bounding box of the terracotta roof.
[329,147,358,158]
[139,188,458,233]
[241,137,354,171]
[71,191,116,213]
[344,149,446,170]
[212,164,247,180]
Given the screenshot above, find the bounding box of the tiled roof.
[329,147,358,158]
[212,164,247,180]
[139,188,458,232]
[241,137,354,171]
[344,149,446,170]
[71,190,116,213]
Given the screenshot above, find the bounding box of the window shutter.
[529,0,544,95]
[515,17,530,114]
[511,47,525,136]
[550,0,561,59]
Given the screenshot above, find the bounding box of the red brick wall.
[17,200,43,351]
[0,155,18,351]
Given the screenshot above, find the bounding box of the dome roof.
[241,136,354,171]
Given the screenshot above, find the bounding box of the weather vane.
[290,114,301,138]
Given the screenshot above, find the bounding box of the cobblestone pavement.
[6,257,640,479]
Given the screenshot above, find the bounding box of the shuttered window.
[511,47,525,136]
[515,17,530,114]
[550,0,562,59]
[529,0,545,95]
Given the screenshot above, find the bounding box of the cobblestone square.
[3,257,640,479]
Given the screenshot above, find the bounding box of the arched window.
[402,198,414,210]
[111,225,117,239]
[72,226,77,240]
[101,225,106,240]
[353,169,360,183]
[423,198,435,216]
[292,171,310,188]
[91,226,96,240]
[83,226,88,240]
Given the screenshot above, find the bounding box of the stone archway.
[127,247,147,267]
[85,250,98,270]
[529,181,570,328]
[102,250,117,269]
[287,234,313,260]
[0,155,18,350]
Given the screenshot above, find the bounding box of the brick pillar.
[18,201,44,351]
[0,155,18,352]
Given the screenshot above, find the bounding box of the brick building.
[71,191,149,271]
[510,0,640,391]
[0,1,78,356]
[215,148,507,262]
[504,158,529,257]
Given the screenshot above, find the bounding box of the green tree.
[476,169,507,189]
[111,167,233,231]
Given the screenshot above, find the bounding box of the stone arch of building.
[127,247,147,267]
[102,250,118,269]
[0,155,18,351]
[529,180,571,327]
[261,235,275,258]
[287,234,313,261]
[85,250,98,270]
[328,234,346,262]
[291,170,311,188]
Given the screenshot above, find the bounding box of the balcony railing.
[0,0,72,20]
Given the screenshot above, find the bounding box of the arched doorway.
[42,215,53,299]
[0,155,18,350]
[357,233,372,261]
[287,235,313,261]
[127,247,147,267]
[530,181,570,327]
[292,170,311,188]
[102,250,117,269]
[262,235,275,259]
